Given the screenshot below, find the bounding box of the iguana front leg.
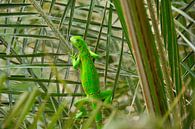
[71,54,80,69]
[89,50,100,59]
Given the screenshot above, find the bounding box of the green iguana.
[70,36,112,129]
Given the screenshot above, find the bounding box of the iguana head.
[70,36,87,51]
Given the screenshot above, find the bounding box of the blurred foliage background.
[0,0,194,129]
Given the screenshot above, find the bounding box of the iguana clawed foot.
[70,52,77,60]
[75,107,87,119]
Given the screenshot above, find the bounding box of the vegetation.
[0,0,194,129]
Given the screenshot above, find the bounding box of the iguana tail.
[92,103,102,129]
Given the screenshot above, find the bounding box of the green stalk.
[113,0,168,116]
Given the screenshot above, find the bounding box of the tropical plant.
[0,0,194,129]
